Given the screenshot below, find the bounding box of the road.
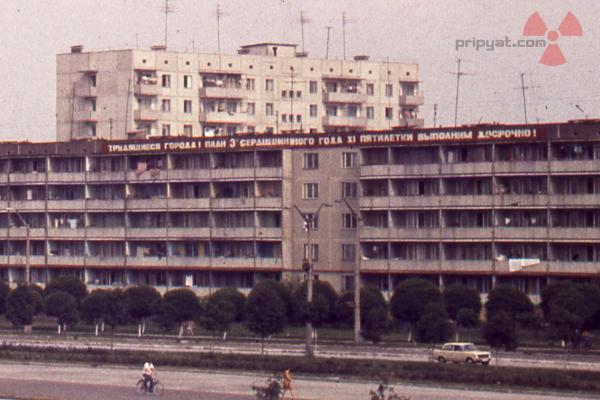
[0,361,591,400]
[0,333,599,372]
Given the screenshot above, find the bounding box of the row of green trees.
[0,277,598,352]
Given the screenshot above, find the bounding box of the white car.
[432,342,492,365]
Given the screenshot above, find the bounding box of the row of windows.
[303,243,356,262]
[302,152,357,169]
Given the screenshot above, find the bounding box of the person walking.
[281,368,294,400]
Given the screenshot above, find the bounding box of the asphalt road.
[1,333,599,372]
[0,361,592,400]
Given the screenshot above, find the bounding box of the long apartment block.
[2,120,600,297]
[56,43,423,140]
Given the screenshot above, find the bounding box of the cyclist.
[142,362,156,392]
[281,369,294,400]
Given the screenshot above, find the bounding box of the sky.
[0,0,599,142]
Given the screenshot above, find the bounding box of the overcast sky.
[1,0,598,142]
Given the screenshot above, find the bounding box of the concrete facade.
[56,43,423,141]
[2,120,600,298]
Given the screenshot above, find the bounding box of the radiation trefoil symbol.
[523,11,583,66]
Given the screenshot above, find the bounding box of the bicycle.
[369,383,409,400]
[251,376,282,400]
[136,377,164,396]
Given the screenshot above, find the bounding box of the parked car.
[432,342,491,365]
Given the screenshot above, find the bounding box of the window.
[161,99,171,112]
[342,244,355,262]
[266,103,274,116]
[303,183,319,199]
[304,213,318,230]
[184,100,193,113]
[227,101,237,113]
[342,152,357,168]
[161,124,171,136]
[366,107,374,119]
[282,90,287,98]
[282,114,287,122]
[183,75,192,89]
[246,78,255,91]
[366,83,374,96]
[385,84,393,97]
[296,91,302,98]
[289,90,294,98]
[342,213,357,229]
[296,115,302,123]
[326,105,337,116]
[303,244,319,261]
[247,126,255,134]
[385,107,393,120]
[309,81,318,93]
[309,104,317,117]
[265,127,274,133]
[348,105,359,117]
[303,153,319,169]
[183,125,193,136]
[342,182,358,198]
[247,102,255,115]
[226,126,237,136]
[91,99,96,112]
[90,74,97,87]
[162,74,171,88]
[265,79,274,91]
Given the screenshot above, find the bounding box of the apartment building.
[2,120,600,299]
[56,43,423,141]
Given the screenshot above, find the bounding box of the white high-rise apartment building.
[56,43,423,141]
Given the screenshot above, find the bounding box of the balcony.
[47,200,86,210]
[399,117,424,128]
[255,197,282,208]
[549,194,599,207]
[322,115,367,128]
[87,171,126,182]
[550,160,600,174]
[389,260,440,273]
[126,256,168,268]
[443,260,494,273]
[127,198,168,210]
[6,255,46,266]
[212,197,254,209]
[360,165,389,177]
[86,227,126,238]
[168,227,211,239]
[322,91,367,103]
[441,195,493,208]
[398,93,424,106]
[134,109,159,121]
[74,109,97,122]
[444,227,494,240]
[210,257,254,269]
[47,172,86,182]
[126,170,167,181]
[495,227,547,240]
[169,198,210,209]
[388,196,442,209]
[495,194,548,208]
[211,168,255,180]
[255,167,283,179]
[199,111,247,124]
[85,256,126,267]
[548,261,599,275]
[169,170,211,181]
[134,83,160,96]
[255,227,282,239]
[168,256,211,268]
[0,227,45,239]
[388,164,440,176]
[255,257,283,270]
[548,227,600,241]
[199,87,245,99]
[4,200,46,211]
[126,228,168,239]
[46,256,86,266]
[9,172,47,184]
[360,196,390,209]
[74,83,97,97]
[211,227,256,239]
[441,162,492,175]
[360,259,389,272]
[494,161,548,174]
[47,228,85,239]
[86,199,126,210]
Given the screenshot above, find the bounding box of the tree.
[257,280,293,322]
[485,286,533,334]
[124,286,161,336]
[360,286,387,324]
[81,290,112,336]
[45,290,79,334]
[415,303,454,349]
[484,310,517,352]
[44,276,87,306]
[161,289,201,337]
[6,285,43,331]
[199,292,236,339]
[154,301,178,333]
[443,284,481,320]
[208,287,246,322]
[244,282,287,354]
[104,288,129,330]
[0,281,10,315]
[361,307,390,345]
[333,291,355,328]
[390,278,442,341]
[291,281,338,326]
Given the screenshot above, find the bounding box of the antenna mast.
[161,0,175,49]
[433,104,438,127]
[325,26,332,59]
[299,12,311,54]
[215,4,227,54]
[342,12,347,60]
[520,73,529,123]
[451,58,474,126]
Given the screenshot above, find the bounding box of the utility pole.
[433,104,438,127]
[336,199,361,344]
[324,26,332,59]
[293,203,332,357]
[520,73,528,123]
[451,58,474,126]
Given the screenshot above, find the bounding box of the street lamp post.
[7,208,30,285]
[336,198,361,344]
[293,202,331,357]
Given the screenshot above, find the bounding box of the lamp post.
[293,202,331,357]
[336,198,361,344]
[6,208,30,285]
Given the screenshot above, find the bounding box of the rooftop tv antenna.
[299,11,311,54]
[214,4,228,54]
[515,73,539,124]
[342,12,348,60]
[324,26,332,59]
[450,58,475,126]
[161,0,176,49]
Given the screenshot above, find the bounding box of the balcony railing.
[398,93,424,106]
[199,111,248,124]
[322,115,367,127]
[134,83,160,96]
[134,109,159,121]
[322,91,367,103]
[199,87,245,99]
